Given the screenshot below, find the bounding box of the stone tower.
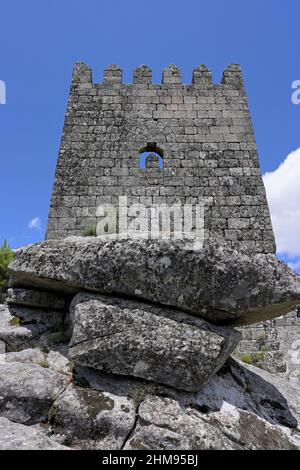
[46,62,275,254]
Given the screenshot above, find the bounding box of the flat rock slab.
[0,348,72,376]
[9,237,300,325]
[0,417,69,450]
[0,348,45,365]
[7,287,65,310]
[50,384,136,450]
[69,294,240,392]
[0,361,69,424]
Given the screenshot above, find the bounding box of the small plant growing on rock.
[82,224,97,237]
[237,351,267,367]
[256,331,268,347]
[0,240,14,303]
[9,316,21,326]
[130,382,158,405]
[38,359,50,368]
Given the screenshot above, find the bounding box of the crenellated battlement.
[71,62,245,89]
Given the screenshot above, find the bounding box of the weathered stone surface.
[69,294,240,392]
[9,237,300,325]
[0,348,45,365]
[0,342,298,450]
[0,340,6,354]
[0,304,36,351]
[71,359,300,450]
[47,350,72,375]
[196,358,300,430]
[0,348,72,376]
[123,358,300,450]
[0,417,69,450]
[0,361,69,424]
[7,287,65,310]
[0,303,64,352]
[124,395,298,450]
[49,384,136,449]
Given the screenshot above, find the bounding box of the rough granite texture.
[72,358,300,450]
[0,303,64,352]
[46,63,275,255]
[0,418,69,450]
[0,361,69,424]
[49,384,136,450]
[0,303,299,450]
[8,237,300,325]
[69,294,240,391]
[7,288,65,310]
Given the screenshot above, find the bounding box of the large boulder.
[9,237,300,325]
[70,358,300,450]
[49,384,136,450]
[123,358,300,450]
[196,358,300,429]
[0,346,298,450]
[0,360,69,424]
[0,347,72,376]
[68,294,240,392]
[124,395,298,450]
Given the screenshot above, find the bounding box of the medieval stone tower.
[46,62,275,254]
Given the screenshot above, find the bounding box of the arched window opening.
[139,143,164,169]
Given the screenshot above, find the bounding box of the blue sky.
[0,0,299,268]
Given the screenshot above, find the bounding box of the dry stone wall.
[235,308,300,382]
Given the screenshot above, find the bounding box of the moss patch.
[130,383,158,405]
[9,316,21,327]
[83,224,97,237]
[236,351,267,366]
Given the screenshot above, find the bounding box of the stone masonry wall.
[46,63,275,254]
[235,308,300,383]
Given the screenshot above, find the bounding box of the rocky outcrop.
[124,395,297,450]
[1,236,300,450]
[122,357,300,450]
[69,294,240,391]
[0,303,299,449]
[9,237,300,325]
[0,418,69,450]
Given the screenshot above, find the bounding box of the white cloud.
[263,147,300,262]
[28,217,42,230]
[288,259,300,272]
